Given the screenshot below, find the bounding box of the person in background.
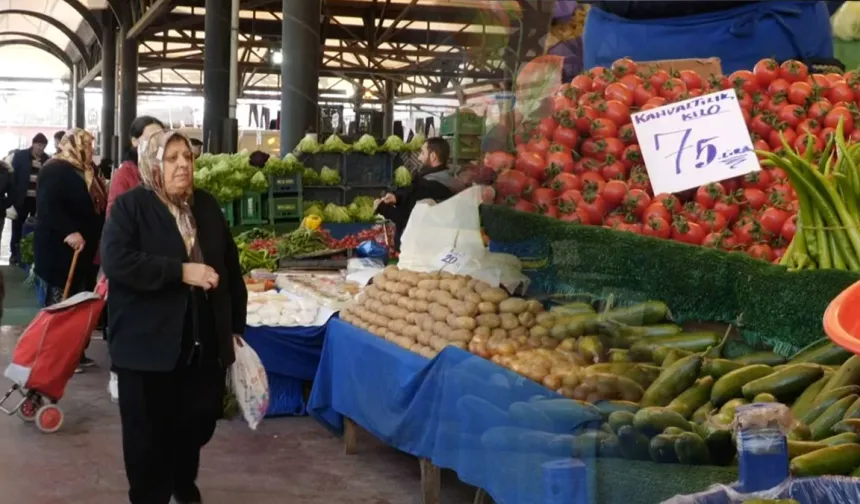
[375,137,465,251]
[34,129,106,372]
[107,116,165,216]
[101,130,246,504]
[10,133,49,264]
[190,138,203,157]
[53,131,65,154]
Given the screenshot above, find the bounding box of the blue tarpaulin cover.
[308,319,601,504]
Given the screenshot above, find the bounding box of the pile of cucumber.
[567,317,860,475]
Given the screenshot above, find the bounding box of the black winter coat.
[34,159,104,288]
[101,187,247,372]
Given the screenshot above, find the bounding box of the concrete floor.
[0,328,477,504]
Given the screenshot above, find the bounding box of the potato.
[549,324,569,340]
[383,265,399,278]
[447,278,467,294]
[529,325,549,339]
[416,331,431,345]
[397,297,411,309]
[509,326,528,339]
[447,341,468,350]
[477,302,497,314]
[476,313,502,329]
[365,285,380,299]
[432,321,450,337]
[466,278,479,290]
[401,271,420,286]
[439,271,454,279]
[473,281,491,294]
[389,319,407,333]
[408,287,418,298]
[454,287,471,301]
[379,292,393,304]
[429,289,453,304]
[413,300,429,313]
[499,298,528,315]
[473,326,491,341]
[372,273,386,285]
[413,288,429,301]
[446,313,459,328]
[450,301,478,318]
[417,279,440,290]
[452,316,477,331]
[463,292,482,305]
[536,312,556,329]
[421,317,435,332]
[526,299,544,314]
[518,311,536,328]
[490,328,508,340]
[481,287,509,304]
[439,279,453,293]
[449,329,473,343]
[500,313,519,331]
[420,348,438,359]
[428,303,451,322]
[410,343,424,353]
[430,336,447,351]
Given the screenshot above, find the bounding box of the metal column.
[119,25,139,158]
[280,0,321,158]
[100,12,117,161]
[73,62,86,129]
[383,79,395,137]
[204,0,231,154]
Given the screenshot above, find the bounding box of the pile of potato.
[341,266,545,359]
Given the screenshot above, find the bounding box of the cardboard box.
[639,57,723,76]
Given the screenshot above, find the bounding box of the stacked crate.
[440,112,484,166]
[267,171,303,225]
[301,153,347,206]
[343,146,396,203]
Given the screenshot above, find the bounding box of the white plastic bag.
[5,206,16,221]
[230,337,269,430]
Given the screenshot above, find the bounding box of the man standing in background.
[9,133,48,264]
[53,131,65,154]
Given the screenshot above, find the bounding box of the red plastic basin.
[824,280,860,354]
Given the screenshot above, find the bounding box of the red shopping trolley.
[0,250,105,433]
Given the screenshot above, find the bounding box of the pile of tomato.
[484,57,860,262]
[319,225,395,253]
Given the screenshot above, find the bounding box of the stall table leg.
[419,458,441,504]
[344,416,358,455]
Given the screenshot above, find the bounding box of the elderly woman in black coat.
[101,130,247,504]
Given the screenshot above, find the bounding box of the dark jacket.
[0,162,12,210]
[377,166,464,250]
[34,159,104,288]
[584,1,757,19]
[11,147,48,208]
[101,187,247,372]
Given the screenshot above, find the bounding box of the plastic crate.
[302,153,344,173]
[346,186,388,205]
[221,202,236,227]
[239,192,266,225]
[268,173,301,195]
[440,112,485,136]
[269,196,302,222]
[447,135,482,160]
[344,153,393,186]
[303,186,346,206]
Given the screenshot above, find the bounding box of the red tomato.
[603,83,634,107]
[767,78,791,96]
[581,171,606,194]
[633,83,657,107]
[497,164,529,198]
[546,150,575,177]
[578,92,605,108]
[695,182,727,209]
[592,73,614,94]
[733,220,760,246]
[793,133,824,156]
[618,124,637,145]
[623,189,651,217]
[768,167,788,184]
[777,104,806,128]
[574,157,600,175]
[621,145,642,169]
[821,127,838,144]
[671,218,705,245]
[797,118,822,136]
[570,74,593,94]
[729,70,758,94]
[644,96,667,108]
[828,83,855,104]
[485,151,515,172]
[759,207,791,237]
[641,217,671,239]
[742,187,768,210]
[660,78,687,101]
[552,125,579,149]
[579,192,608,224]
[516,151,547,180]
[699,210,728,234]
[754,138,771,154]
[530,187,556,212]
[642,202,672,223]
[713,197,740,224]
[611,58,637,76]
[534,117,557,138]
[581,138,606,160]
[742,170,772,191]
[559,206,590,224]
[653,193,682,214]
[769,183,794,204]
[601,100,631,126]
[678,70,703,90]
[824,106,855,132]
[619,73,643,92]
[780,214,797,241]
[558,189,584,210]
[589,118,618,139]
[541,204,560,219]
[851,129,860,143]
[617,222,643,234]
[807,100,833,121]
[512,199,535,213]
[810,73,832,95]
[682,201,706,221]
[753,58,780,87]
[551,94,575,116]
[627,167,651,193]
[749,114,773,139]
[787,81,813,106]
[768,127,797,151]
[526,136,552,158]
[648,69,671,89]
[601,179,628,207]
[779,60,808,83]
[601,160,628,181]
[701,232,723,249]
[747,243,775,262]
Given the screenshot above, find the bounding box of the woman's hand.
[64,232,85,251]
[182,263,219,290]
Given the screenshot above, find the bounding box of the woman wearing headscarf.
[34,129,107,368]
[101,130,246,504]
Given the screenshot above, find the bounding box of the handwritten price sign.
[631,88,759,195]
[437,249,469,273]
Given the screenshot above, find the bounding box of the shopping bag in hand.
[230,337,269,430]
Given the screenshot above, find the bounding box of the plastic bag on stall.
[398,186,530,291]
[230,337,269,430]
[833,2,860,41]
[356,240,389,261]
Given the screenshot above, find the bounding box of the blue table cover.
[243,322,329,381]
[309,319,601,504]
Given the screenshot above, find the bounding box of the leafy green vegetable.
[193,152,257,204]
[394,166,412,187]
[19,233,34,265]
[249,171,269,193]
[353,134,379,155]
[305,204,324,218]
[263,155,291,176]
[322,134,351,153]
[407,134,425,152]
[294,133,320,154]
[351,195,375,208]
[303,200,325,211]
[323,203,352,223]
[380,135,406,152]
[319,166,341,186]
[302,167,319,185]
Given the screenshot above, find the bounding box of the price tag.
[437,249,469,273]
[631,88,759,195]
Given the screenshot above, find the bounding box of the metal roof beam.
[0,10,91,66]
[0,38,72,69]
[127,0,176,39]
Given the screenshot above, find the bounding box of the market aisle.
[0,328,476,504]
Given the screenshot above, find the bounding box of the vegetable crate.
[301,153,344,173]
[445,135,482,161]
[268,173,301,196]
[440,112,485,136]
[304,186,346,206]
[269,196,303,223]
[221,202,237,227]
[344,153,394,186]
[239,192,267,226]
[346,186,388,204]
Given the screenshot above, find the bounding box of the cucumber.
[649,434,680,463]
[788,440,829,459]
[600,422,614,434]
[577,335,605,363]
[691,401,714,424]
[819,355,860,397]
[599,433,621,457]
[741,363,823,402]
[734,351,787,366]
[601,323,683,348]
[549,302,595,316]
[704,428,736,466]
[608,349,629,362]
[616,425,651,460]
[719,398,749,421]
[789,339,852,366]
[607,410,636,434]
[701,358,745,379]
[667,376,714,419]
[790,374,833,420]
[663,426,687,436]
[633,407,691,437]
[753,393,778,403]
[571,431,609,458]
[640,354,703,408]
[810,394,859,440]
[674,432,710,465]
[820,432,860,445]
[843,397,860,420]
[660,348,691,368]
[593,400,640,419]
[800,386,860,424]
[710,364,774,407]
[599,301,670,326]
[790,443,860,476]
[629,332,721,363]
[832,419,860,435]
[626,365,662,389]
